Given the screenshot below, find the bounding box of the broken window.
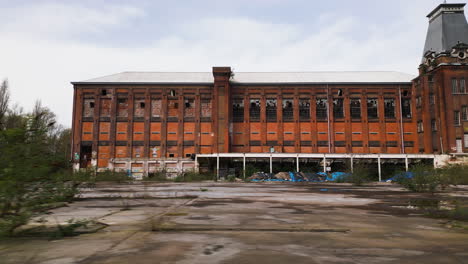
[429,94,435,105]
[168,99,179,118]
[134,98,145,118]
[401,98,412,118]
[417,121,424,133]
[454,111,461,126]
[249,99,261,122]
[266,98,277,122]
[283,98,294,122]
[117,97,128,117]
[431,119,437,132]
[333,98,344,119]
[461,79,466,94]
[367,98,378,119]
[299,98,310,121]
[232,98,244,122]
[100,98,111,117]
[83,98,95,118]
[184,98,195,119]
[384,98,395,119]
[462,106,468,121]
[316,98,328,120]
[101,89,108,96]
[350,99,361,119]
[151,99,162,117]
[201,98,212,120]
[452,78,458,94]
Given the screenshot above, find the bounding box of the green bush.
[400,165,441,193]
[174,170,214,182]
[335,164,370,186]
[227,175,237,182]
[438,165,468,186]
[95,169,131,183]
[144,170,169,182]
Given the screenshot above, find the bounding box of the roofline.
[72,81,412,86]
[427,3,466,18]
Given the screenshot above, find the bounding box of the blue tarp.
[384,172,414,182]
[327,172,351,181]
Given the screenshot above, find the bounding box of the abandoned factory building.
[71,3,468,178]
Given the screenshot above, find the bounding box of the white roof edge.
[73,71,416,84]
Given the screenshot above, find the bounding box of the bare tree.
[0,79,10,129]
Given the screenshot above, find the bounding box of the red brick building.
[71,3,468,178]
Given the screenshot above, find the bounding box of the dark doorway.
[80,146,92,168]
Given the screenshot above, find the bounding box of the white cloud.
[0,2,430,126]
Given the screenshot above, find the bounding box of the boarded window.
[384,98,395,118]
[282,99,294,122]
[232,98,244,122]
[100,98,111,117]
[350,99,361,119]
[369,141,380,147]
[201,99,212,119]
[83,98,95,118]
[367,98,378,119]
[151,99,162,117]
[431,119,437,131]
[333,98,344,119]
[250,99,261,122]
[299,98,310,121]
[117,98,128,117]
[401,98,412,118]
[316,98,328,120]
[386,141,398,147]
[266,98,277,122]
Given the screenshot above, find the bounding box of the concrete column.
[270,154,273,174]
[195,155,199,173]
[350,156,354,173]
[216,153,220,180]
[378,156,382,182]
[405,155,409,172]
[243,153,246,179]
[296,155,300,172]
[323,155,327,173]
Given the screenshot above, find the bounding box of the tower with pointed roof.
[416,3,468,154]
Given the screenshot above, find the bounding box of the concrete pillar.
[270,154,273,174]
[243,153,246,179]
[216,154,220,180]
[323,155,327,173]
[378,156,382,182]
[405,155,409,172]
[350,156,354,173]
[195,155,199,173]
[296,155,300,172]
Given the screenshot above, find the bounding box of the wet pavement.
[1,182,468,264]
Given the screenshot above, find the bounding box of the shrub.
[95,169,131,183]
[400,164,441,193]
[144,170,169,182]
[174,170,214,182]
[227,175,237,182]
[438,165,468,186]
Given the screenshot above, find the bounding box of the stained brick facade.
[71,3,468,176]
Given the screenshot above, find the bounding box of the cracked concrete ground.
[1,182,468,264]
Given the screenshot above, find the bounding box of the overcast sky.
[0,0,452,126]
